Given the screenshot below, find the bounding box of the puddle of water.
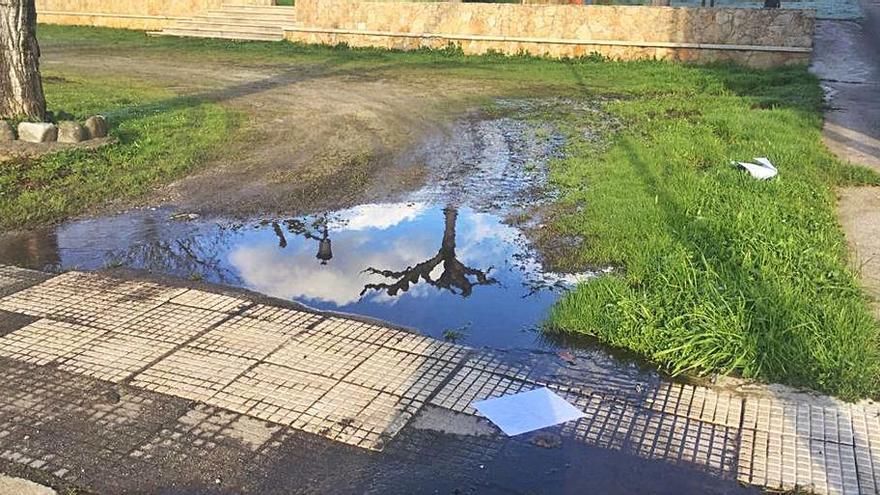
[0,203,596,349]
[0,104,603,350]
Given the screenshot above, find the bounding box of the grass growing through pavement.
[0,72,237,229]
[14,25,880,399]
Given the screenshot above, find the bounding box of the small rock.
[529,432,562,449]
[57,121,87,143]
[84,115,108,139]
[557,350,577,365]
[101,389,121,404]
[0,121,13,142]
[17,122,58,143]
[170,212,200,221]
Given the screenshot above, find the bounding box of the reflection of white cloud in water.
[230,229,436,306]
[230,202,597,307]
[331,202,429,231]
[458,212,521,267]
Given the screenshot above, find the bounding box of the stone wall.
[288,0,814,67]
[36,0,274,30]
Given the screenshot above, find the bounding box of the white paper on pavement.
[472,387,586,436]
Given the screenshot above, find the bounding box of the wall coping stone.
[39,11,189,21]
[285,26,814,53]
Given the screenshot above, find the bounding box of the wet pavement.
[812,3,880,171]
[812,0,880,316]
[0,265,875,494]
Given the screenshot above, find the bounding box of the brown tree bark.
[0,0,46,120]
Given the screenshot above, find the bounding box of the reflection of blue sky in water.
[229,202,571,349]
[0,202,592,349]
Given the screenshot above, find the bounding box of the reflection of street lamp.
[271,214,335,265]
[316,224,333,265]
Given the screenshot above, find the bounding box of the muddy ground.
[39,45,514,218]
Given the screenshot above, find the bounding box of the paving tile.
[0,319,107,365]
[266,331,380,380]
[383,331,470,363]
[242,304,322,328]
[0,265,49,297]
[189,315,302,361]
[463,351,534,382]
[429,366,534,415]
[59,334,176,383]
[294,382,417,450]
[342,347,459,402]
[212,362,336,423]
[0,282,163,330]
[313,317,398,346]
[169,289,250,314]
[5,266,880,489]
[561,393,635,452]
[113,303,228,344]
[44,271,188,301]
[131,347,256,403]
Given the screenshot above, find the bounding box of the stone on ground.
[0,121,13,142]
[84,115,108,139]
[57,121,87,143]
[16,123,57,143]
[0,475,56,495]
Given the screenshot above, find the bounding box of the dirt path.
[811,0,880,316]
[39,48,496,218]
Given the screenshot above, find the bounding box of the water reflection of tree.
[108,219,243,284]
[360,207,497,298]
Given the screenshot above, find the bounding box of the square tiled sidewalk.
[0,272,470,452]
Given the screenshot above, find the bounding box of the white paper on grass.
[734,156,778,180]
[472,387,586,436]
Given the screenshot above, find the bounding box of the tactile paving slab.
[60,333,176,383]
[0,318,108,365]
[214,363,337,423]
[112,303,229,345]
[189,315,303,361]
[241,304,323,328]
[131,347,257,403]
[266,331,380,380]
[169,289,251,314]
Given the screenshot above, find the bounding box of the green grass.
[0,72,237,229]
[544,71,880,401]
[13,25,880,399]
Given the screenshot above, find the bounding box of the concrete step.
[196,13,295,23]
[205,8,295,17]
[193,14,296,27]
[172,20,285,34]
[219,4,297,12]
[211,6,297,18]
[152,28,283,42]
[154,4,295,42]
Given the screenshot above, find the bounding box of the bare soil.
[40,50,496,218]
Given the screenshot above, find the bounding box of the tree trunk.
[0,0,46,120]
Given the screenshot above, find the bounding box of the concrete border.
[286,26,814,53]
